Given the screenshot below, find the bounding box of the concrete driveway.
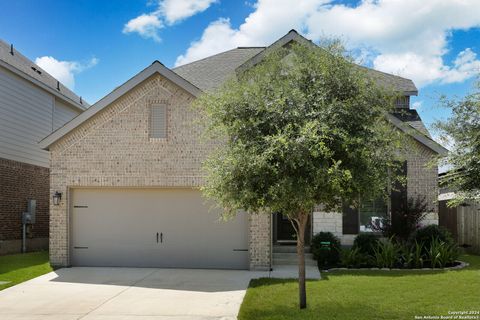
[0,267,268,320]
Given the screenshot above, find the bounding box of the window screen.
[150,104,167,138]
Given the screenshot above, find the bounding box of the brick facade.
[0,157,49,254]
[249,213,271,270]
[48,71,440,268]
[312,139,440,243]
[49,73,268,269]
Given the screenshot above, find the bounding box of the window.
[395,96,410,108]
[359,197,388,232]
[150,104,167,138]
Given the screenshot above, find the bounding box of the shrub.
[353,233,379,256]
[411,241,425,268]
[311,232,341,267]
[410,225,455,253]
[399,241,425,268]
[426,237,459,268]
[381,196,427,242]
[372,237,400,268]
[340,247,370,268]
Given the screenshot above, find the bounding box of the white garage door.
[70,188,249,269]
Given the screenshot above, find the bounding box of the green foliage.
[381,196,427,242]
[399,241,425,268]
[340,247,370,268]
[434,79,480,203]
[426,237,459,268]
[352,233,379,256]
[195,42,406,219]
[311,232,341,267]
[411,241,425,269]
[399,243,414,268]
[410,225,454,253]
[372,237,400,268]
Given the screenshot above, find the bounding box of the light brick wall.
[312,211,342,239]
[249,214,271,270]
[312,138,439,242]
[48,73,266,269]
[406,139,439,224]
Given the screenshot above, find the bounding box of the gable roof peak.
[152,60,165,66]
[39,60,201,150]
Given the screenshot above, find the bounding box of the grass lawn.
[0,251,52,291]
[239,254,480,320]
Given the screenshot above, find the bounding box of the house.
[39,30,447,270]
[0,40,87,254]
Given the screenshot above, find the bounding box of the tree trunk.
[295,212,309,309]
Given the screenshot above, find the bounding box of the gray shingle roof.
[359,66,418,96]
[0,39,88,109]
[173,47,264,92]
[391,109,431,137]
[173,30,417,96]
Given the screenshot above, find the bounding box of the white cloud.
[175,0,480,87]
[411,101,423,110]
[160,0,217,24]
[123,13,163,42]
[123,0,217,41]
[35,56,98,90]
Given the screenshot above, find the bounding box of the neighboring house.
[0,40,87,254]
[39,30,447,270]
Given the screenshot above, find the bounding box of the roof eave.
[387,114,448,155]
[0,59,87,112]
[39,61,202,150]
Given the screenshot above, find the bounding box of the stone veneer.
[312,139,440,244]
[49,73,268,269]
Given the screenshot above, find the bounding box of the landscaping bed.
[313,225,462,271]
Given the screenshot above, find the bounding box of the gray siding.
[0,66,80,168]
[54,98,78,131]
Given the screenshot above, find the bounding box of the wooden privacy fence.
[439,200,480,254]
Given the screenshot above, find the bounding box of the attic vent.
[10,44,14,55]
[150,104,167,139]
[31,66,42,75]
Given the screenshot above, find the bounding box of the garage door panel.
[70,188,249,269]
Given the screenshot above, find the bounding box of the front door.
[273,213,311,245]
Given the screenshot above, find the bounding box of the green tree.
[195,42,405,309]
[435,79,480,204]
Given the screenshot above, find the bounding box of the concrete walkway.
[0,266,319,320]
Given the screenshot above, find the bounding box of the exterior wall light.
[53,192,62,206]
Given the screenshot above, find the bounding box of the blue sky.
[1,0,479,134]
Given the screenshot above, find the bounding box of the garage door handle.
[156,232,159,243]
[160,232,163,243]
